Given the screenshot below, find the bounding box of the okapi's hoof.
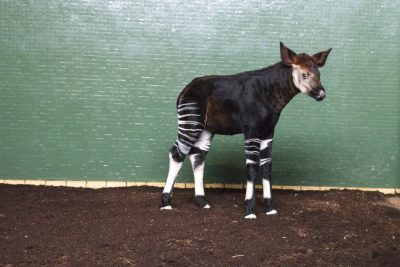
[245,213,257,219]
[264,198,276,215]
[244,199,256,217]
[161,193,172,210]
[195,196,210,209]
[266,209,277,215]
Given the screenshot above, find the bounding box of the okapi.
[161,42,331,219]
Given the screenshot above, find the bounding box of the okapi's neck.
[259,62,299,113]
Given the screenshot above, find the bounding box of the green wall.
[0,0,399,188]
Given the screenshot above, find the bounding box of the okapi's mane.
[213,61,295,95]
[217,61,291,80]
[231,61,298,112]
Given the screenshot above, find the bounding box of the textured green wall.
[0,0,399,188]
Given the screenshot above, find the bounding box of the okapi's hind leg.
[161,153,183,209]
[188,130,214,208]
[161,100,205,210]
[259,138,277,215]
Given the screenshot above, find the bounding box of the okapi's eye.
[302,73,308,80]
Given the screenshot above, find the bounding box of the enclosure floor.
[0,185,399,266]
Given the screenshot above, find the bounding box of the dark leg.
[244,138,261,219]
[259,138,277,215]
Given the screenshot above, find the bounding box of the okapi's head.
[280,42,331,101]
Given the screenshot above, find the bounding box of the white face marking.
[292,66,309,93]
[245,181,254,200]
[292,65,315,94]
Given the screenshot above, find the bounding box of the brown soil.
[1,185,399,266]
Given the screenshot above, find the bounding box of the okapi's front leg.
[244,138,261,219]
[188,130,214,208]
[259,138,277,215]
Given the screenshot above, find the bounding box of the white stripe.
[178,131,196,141]
[177,140,191,154]
[178,127,203,132]
[260,139,273,150]
[263,178,271,199]
[260,158,271,166]
[245,145,260,150]
[178,114,201,119]
[246,159,257,165]
[178,121,203,125]
[178,102,197,107]
[245,181,254,200]
[189,154,205,196]
[178,121,204,128]
[245,138,261,143]
[193,130,213,151]
[163,153,183,194]
[177,138,193,148]
[177,107,200,112]
[245,151,260,155]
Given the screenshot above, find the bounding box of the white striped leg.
[260,138,277,215]
[244,178,257,219]
[262,178,276,215]
[189,155,210,209]
[189,130,213,208]
[161,153,183,210]
[172,101,204,161]
[244,138,261,219]
[162,100,204,209]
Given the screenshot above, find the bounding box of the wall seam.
[0,179,398,194]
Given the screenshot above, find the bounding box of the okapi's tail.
[176,76,209,108]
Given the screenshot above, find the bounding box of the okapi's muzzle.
[310,87,326,101]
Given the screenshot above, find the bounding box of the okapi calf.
[161,42,331,219]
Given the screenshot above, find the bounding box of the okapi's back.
[176,76,216,108]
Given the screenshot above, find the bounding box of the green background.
[0,0,399,188]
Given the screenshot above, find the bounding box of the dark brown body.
[177,62,299,137]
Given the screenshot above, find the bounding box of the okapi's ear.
[280,42,297,65]
[311,48,332,67]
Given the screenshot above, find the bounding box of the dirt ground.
[0,185,399,266]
